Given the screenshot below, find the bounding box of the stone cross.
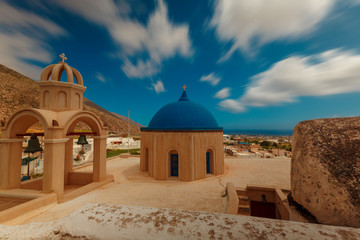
[182,84,187,91]
[59,53,67,63]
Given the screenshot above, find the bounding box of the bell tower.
[38,53,86,111]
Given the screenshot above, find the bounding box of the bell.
[24,134,43,153]
[76,134,88,145]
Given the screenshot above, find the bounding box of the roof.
[142,90,222,131]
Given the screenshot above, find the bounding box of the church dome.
[40,53,83,85]
[144,89,222,131]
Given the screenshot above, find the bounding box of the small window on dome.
[57,91,67,108]
[74,93,80,109]
[43,91,50,107]
[59,68,68,82]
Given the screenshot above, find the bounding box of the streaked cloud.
[219,99,245,113]
[219,49,360,112]
[152,80,166,94]
[200,72,221,86]
[0,1,67,79]
[122,59,159,79]
[350,0,360,5]
[94,72,108,83]
[214,88,230,99]
[211,0,334,61]
[56,0,193,79]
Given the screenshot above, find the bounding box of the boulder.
[291,117,360,227]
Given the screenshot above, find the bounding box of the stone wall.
[225,182,239,214]
[140,131,224,181]
[291,117,360,227]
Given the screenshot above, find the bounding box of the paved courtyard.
[22,156,291,224]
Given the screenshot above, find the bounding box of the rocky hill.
[111,112,144,128]
[0,64,140,135]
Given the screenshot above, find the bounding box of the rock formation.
[292,117,360,227]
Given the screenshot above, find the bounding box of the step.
[238,195,249,205]
[238,204,251,216]
[236,188,247,196]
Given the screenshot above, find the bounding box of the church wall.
[39,82,85,111]
[154,132,192,181]
[140,130,224,181]
[0,58,110,202]
[193,131,224,179]
[140,132,154,177]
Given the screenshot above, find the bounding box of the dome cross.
[59,53,67,63]
[182,84,187,91]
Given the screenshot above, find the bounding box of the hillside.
[0,64,140,135]
[111,112,144,128]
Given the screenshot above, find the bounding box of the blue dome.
[143,90,222,131]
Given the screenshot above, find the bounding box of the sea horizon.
[224,129,293,136]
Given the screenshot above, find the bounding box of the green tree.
[286,144,292,151]
[260,141,271,148]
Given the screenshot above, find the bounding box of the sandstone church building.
[0,54,110,200]
[140,86,224,181]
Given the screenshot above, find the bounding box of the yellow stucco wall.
[140,131,224,181]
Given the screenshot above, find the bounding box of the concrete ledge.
[20,177,43,190]
[60,175,114,203]
[0,193,57,224]
[225,182,239,215]
[72,155,128,171]
[275,187,290,220]
[246,185,276,203]
[68,172,93,185]
[2,203,360,239]
[120,153,132,158]
[235,187,247,195]
[106,155,121,161]
[246,184,277,191]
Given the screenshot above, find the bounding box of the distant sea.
[224,129,293,136]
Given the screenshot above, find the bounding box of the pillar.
[153,133,156,178]
[216,131,224,175]
[42,138,67,199]
[64,138,73,185]
[140,135,145,171]
[93,135,107,182]
[0,139,23,189]
[190,134,195,180]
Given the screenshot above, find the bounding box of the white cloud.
[219,49,360,112]
[219,99,245,113]
[122,59,159,79]
[152,80,166,94]
[94,72,108,83]
[0,2,67,79]
[214,88,230,99]
[211,0,334,61]
[56,0,193,78]
[350,0,360,5]
[0,2,65,37]
[200,72,221,86]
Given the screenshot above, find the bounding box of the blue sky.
[1,0,360,130]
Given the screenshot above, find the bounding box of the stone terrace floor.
[18,156,290,224]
